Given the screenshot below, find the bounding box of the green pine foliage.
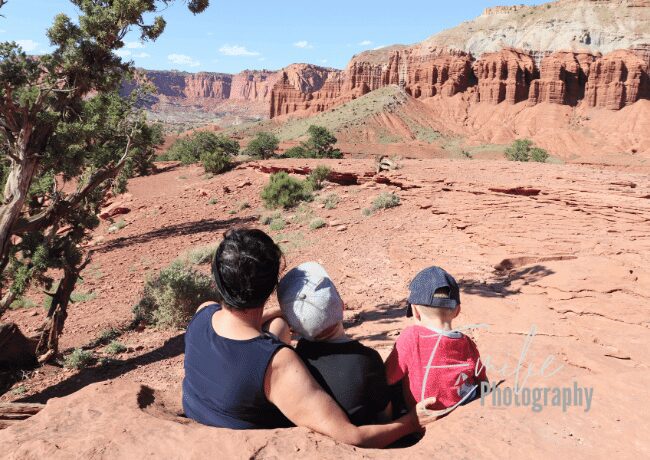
[244,132,280,159]
[282,125,343,159]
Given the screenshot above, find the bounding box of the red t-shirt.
[385,325,487,410]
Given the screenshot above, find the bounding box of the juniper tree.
[0,0,209,361]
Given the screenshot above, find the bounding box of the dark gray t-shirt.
[295,338,390,426]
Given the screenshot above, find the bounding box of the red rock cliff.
[584,49,650,109]
[473,48,537,104]
[268,46,649,118]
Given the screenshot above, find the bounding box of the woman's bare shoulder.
[196,301,219,314]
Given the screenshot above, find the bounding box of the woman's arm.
[261,306,284,325]
[265,348,440,448]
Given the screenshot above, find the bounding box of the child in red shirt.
[385,266,488,411]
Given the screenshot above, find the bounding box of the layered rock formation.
[584,48,650,109]
[528,51,596,105]
[229,70,282,103]
[269,64,346,117]
[123,0,649,123]
[268,46,649,118]
[421,0,650,56]
[473,49,537,104]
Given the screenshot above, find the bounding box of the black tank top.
[182,304,292,429]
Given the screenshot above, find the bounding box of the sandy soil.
[1,157,649,458]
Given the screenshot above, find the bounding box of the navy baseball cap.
[406,266,460,317]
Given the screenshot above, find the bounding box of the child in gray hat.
[278,262,391,426]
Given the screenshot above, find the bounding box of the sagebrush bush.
[505,139,549,163]
[201,149,231,174]
[64,348,94,369]
[133,260,218,328]
[372,192,401,211]
[269,217,286,231]
[310,218,326,230]
[261,172,313,209]
[182,245,218,265]
[322,193,339,209]
[105,341,127,355]
[307,165,331,190]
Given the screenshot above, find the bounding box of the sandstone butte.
[122,0,650,120]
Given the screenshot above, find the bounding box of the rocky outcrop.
[422,0,650,56]
[268,46,650,118]
[269,64,346,117]
[230,70,281,102]
[529,51,596,105]
[473,48,537,104]
[584,49,650,109]
[144,70,232,100]
[347,49,475,99]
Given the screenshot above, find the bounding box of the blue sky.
[1,0,546,73]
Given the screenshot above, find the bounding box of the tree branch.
[12,132,134,235]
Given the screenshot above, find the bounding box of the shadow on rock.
[95,216,257,253]
[461,264,554,298]
[18,333,185,404]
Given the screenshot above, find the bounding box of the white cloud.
[125,41,144,49]
[373,45,387,50]
[115,49,132,58]
[293,40,313,49]
[359,40,373,46]
[0,29,6,34]
[168,53,200,67]
[15,39,39,52]
[219,44,260,57]
[320,59,328,64]
[133,52,150,58]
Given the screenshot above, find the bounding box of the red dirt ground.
[1,157,649,458]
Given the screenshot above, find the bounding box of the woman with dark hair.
[182,228,440,448]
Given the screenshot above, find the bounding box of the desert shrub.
[182,245,218,265]
[108,219,127,233]
[259,212,282,226]
[310,218,326,230]
[505,139,548,163]
[283,145,309,158]
[269,217,286,231]
[105,341,127,355]
[530,147,549,163]
[133,260,218,328]
[200,148,231,174]
[165,132,239,165]
[9,297,37,309]
[281,126,342,159]
[306,165,331,191]
[322,193,339,209]
[372,192,401,210]
[64,348,94,369]
[244,132,279,159]
[70,291,96,303]
[261,172,313,209]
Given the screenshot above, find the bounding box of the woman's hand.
[409,397,445,433]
